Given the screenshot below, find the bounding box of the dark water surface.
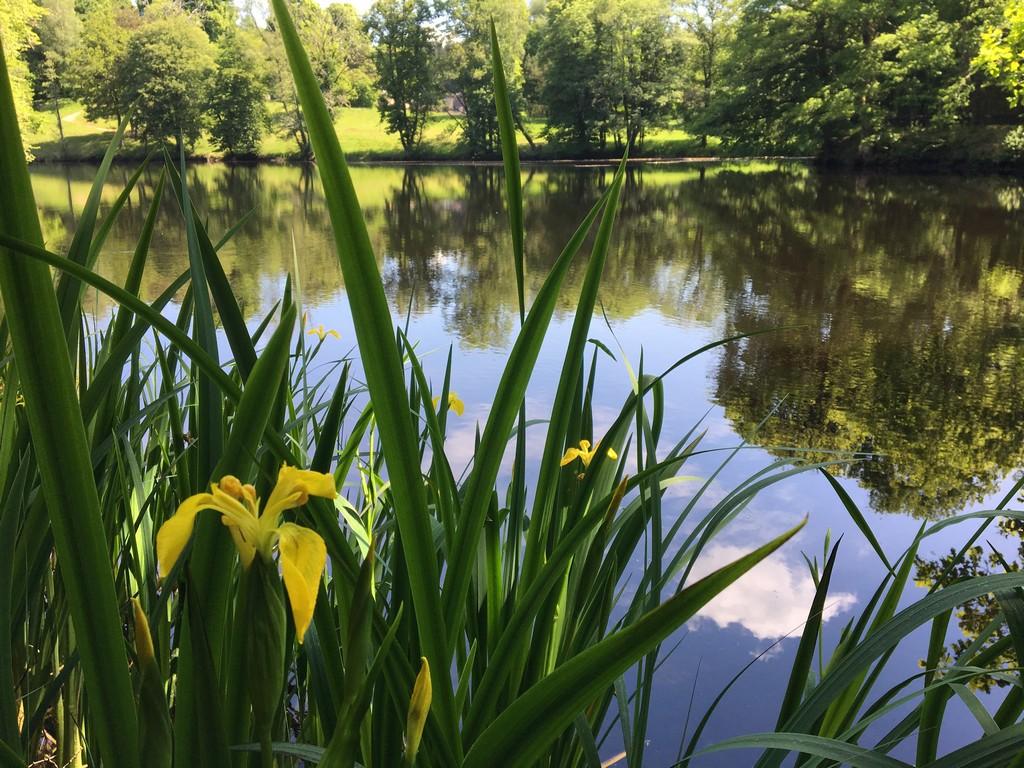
[30,161,1024,764]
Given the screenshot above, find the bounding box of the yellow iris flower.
[431,391,465,416]
[307,324,341,341]
[560,439,618,468]
[156,465,336,642]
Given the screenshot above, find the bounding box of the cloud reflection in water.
[687,544,857,640]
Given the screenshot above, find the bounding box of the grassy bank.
[25,100,714,163]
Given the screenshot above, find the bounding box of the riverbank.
[27,102,1024,170]
[24,102,715,164]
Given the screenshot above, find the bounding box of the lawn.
[24,101,716,162]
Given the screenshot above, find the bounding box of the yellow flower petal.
[405,657,432,762]
[306,324,340,341]
[432,392,464,416]
[131,598,156,665]
[606,447,618,460]
[560,448,581,467]
[156,484,260,577]
[448,392,464,416]
[156,493,213,577]
[262,465,337,527]
[228,526,257,569]
[276,523,327,643]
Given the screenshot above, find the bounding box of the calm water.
[30,161,1024,764]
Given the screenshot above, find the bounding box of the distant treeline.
[3,0,1024,162]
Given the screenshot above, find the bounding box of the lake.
[29,160,1024,764]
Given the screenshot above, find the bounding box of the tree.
[69,0,136,123]
[536,0,605,146]
[713,0,990,160]
[679,0,736,147]
[29,0,82,159]
[118,6,215,148]
[263,0,356,157]
[597,0,681,150]
[365,0,440,152]
[327,3,377,107]
[976,0,1024,108]
[444,0,529,155]
[534,0,681,151]
[0,0,45,148]
[181,0,235,39]
[209,30,267,156]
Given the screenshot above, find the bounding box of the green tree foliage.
[533,0,682,151]
[365,0,440,152]
[0,0,45,145]
[713,0,998,160]
[119,6,216,147]
[915,515,1024,692]
[68,0,134,123]
[679,0,735,147]
[977,0,1024,107]
[28,0,82,157]
[599,0,681,149]
[535,0,606,146]
[263,0,372,156]
[209,31,267,156]
[181,0,236,39]
[444,0,529,154]
[327,3,377,107]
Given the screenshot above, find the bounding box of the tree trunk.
[53,89,66,162]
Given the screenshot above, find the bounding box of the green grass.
[25,100,715,163]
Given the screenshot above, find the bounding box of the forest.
[6,0,1024,162]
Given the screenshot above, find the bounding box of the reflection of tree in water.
[914,510,1024,692]
[29,162,1024,515]
[378,167,518,347]
[696,169,1024,518]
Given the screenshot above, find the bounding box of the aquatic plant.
[1,12,1023,768]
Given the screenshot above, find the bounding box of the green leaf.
[523,155,626,590]
[697,732,912,767]
[922,723,1024,768]
[165,159,257,377]
[462,520,806,766]
[820,470,893,574]
[54,116,129,342]
[442,181,613,641]
[268,0,456,751]
[0,36,139,768]
[490,20,525,321]
[777,539,842,727]
[768,572,1024,768]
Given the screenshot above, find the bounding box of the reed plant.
[1,7,1024,768]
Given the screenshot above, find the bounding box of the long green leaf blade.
[0,35,139,768]
[462,520,805,766]
[267,0,457,750]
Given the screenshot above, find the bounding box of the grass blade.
[696,733,912,768]
[490,21,524,321]
[767,572,1024,768]
[462,520,805,766]
[0,37,139,768]
[268,0,456,750]
[777,539,842,727]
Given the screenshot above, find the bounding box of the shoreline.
[28,152,1024,175]
[29,151,811,167]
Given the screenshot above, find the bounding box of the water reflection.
[29,161,1024,520]
[689,544,857,640]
